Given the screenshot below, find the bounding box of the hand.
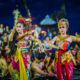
[57,46,63,50]
[28,31,32,35]
[25,32,28,35]
[45,72,49,76]
[47,72,57,77]
[32,30,35,33]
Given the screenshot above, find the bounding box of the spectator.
[34,24,41,38]
[5,25,10,34]
[0,24,4,36]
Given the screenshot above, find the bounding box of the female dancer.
[48,18,80,80]
[9,16,42,80]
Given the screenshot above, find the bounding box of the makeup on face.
[16,23,24,34]
[59,26,66,29]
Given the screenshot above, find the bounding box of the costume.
[55,35,73,80]
[10,16,32,80]
[11,38,31,80]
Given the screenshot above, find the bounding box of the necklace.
[58,35,70,41]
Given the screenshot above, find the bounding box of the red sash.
[57,49,70,80]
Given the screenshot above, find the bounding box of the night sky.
[0,0,80,34]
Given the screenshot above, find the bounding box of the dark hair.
[51,53,55,60]
[9,31,18,56]
[37,53,46,60]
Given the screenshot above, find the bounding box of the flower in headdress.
[18,15,25,23]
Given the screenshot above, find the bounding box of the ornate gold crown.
[58,18,69,28]
[18,15,25,23]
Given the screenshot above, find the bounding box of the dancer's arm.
[70,52,77,66]
[31,62,47,76]
[16,30,34,41]
[30,37,43,50]
[48,36,59,49]
[71,35,80,42]
[47,60,57,77]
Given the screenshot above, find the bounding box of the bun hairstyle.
[58,18,69,28]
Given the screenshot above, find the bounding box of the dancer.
[48,18,80,80]
[8,16,42,80]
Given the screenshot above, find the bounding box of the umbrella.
[40,15,56,25]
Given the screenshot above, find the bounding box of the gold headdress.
[17,15,27,27]
[58,18,69,28]
[25,17,32,24]
[18,15,25,23]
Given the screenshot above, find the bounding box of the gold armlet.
[76,36,79,41]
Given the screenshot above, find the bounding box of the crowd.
[0,23,57,80]
[0,17,80,80]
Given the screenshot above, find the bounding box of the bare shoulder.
[50,36,59,42]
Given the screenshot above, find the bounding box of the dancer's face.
[58,24,68,35]
[16,23,24,34]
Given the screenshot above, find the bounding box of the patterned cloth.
[12,53,30,72]
[55,41,73,80]
[11,42,31,80]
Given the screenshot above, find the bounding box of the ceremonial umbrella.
[40,15,57,32]
[40,15,56,25]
